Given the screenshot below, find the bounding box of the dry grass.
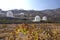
[0,23,60,40]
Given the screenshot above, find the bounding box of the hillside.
[11,8,60,22]
[0,8,60,23]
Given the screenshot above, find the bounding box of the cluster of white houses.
[6,11,47,22]
[0,10,25,17]
[0,10,47,22]
[6,11,25,17]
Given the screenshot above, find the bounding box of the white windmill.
[6,11,14,17]
[33,15,41,22]
[42,16,47,21]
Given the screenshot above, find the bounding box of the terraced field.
[0,23,60,40]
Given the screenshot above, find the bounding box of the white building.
[0,9,2,14]
[19,13,24,15]
[33,15,41,22]
[6,11,14,17]
[42,16,47,21]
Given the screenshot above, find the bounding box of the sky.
[0,0,60,10]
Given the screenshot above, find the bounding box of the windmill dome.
[33,15,41,22]
[42,16,47,21]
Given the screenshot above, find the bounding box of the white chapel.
[6,11,14,17]
[33,15,41,22]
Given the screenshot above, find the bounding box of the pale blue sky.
[0,0,60,10]
[28,0,60,10]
